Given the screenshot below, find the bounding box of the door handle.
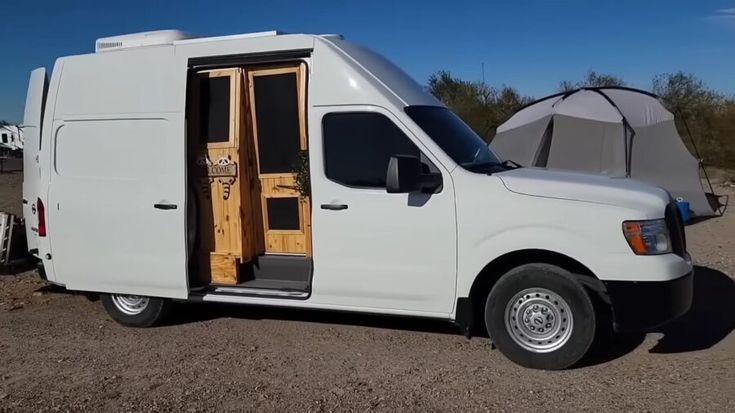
[154,203,178,210]
[320,203,348,211]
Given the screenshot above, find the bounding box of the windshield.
[404,106,502,169]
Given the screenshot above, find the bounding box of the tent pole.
[594,88,636,177]
[700,116,719,196]
[624,122,634,177]
[629,127,636,178]
[676,107,719,212]
[532,118,554,167]
[676,107,704,160]
[624,126,629,177]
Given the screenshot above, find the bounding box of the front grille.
[665,202,686,257]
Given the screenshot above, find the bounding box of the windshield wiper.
[461,159,522,172]
[500,159,522,169]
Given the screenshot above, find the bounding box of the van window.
[405,106,501,167]
[323,112,419,188]
[1,133,7,143]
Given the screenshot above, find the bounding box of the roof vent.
[95,30,197,52]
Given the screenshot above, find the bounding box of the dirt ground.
[0,158,22,216]
[1,161,734,412]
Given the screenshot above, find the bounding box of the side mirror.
[386,155,442,194]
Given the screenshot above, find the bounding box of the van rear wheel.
[101,293,172,327]
[485,264,596,370]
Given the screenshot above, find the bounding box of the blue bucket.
[676,198,691,223]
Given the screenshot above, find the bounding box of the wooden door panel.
[247,64,311,256]
[190,68,254,284]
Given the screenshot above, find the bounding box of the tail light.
[37,198,46,237]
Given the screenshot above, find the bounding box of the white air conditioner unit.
[95,30,197,52]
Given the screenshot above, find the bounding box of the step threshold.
[210,286,309,299]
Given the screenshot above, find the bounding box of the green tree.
[559,70,625,91]
[652,71,723,117]
[652,72,733,168]
[428,71,532,142]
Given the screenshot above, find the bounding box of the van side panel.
[44,48,189,298]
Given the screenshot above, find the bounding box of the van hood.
[496,167,670,214]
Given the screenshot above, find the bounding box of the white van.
[22,30,693,370]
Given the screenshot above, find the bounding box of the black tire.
[100,294,172,328]
[485,264,596,370]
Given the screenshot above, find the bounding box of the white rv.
[0,124,23,152]
[22,30,693,370]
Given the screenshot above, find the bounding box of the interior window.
[266,197,301,230]
[323,112,420,188]
[253,73,301,173]
[198,76,230,143]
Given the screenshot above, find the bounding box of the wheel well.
[463,249,599,336]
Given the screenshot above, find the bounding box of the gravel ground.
[1,165,734,411]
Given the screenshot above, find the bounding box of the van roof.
[95,29,343,53]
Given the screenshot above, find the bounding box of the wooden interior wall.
[241,72,267,257]
[237,73,259,261]
[188,61,312,286]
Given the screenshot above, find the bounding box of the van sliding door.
[47,115,189,299]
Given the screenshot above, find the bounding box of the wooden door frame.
[189,67,254,284]
[246,63,311,256]
[192,69,242,149]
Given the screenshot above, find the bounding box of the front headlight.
[622,219,671,255]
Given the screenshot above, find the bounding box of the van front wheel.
[101,293,172,327]
[485,264,596,370]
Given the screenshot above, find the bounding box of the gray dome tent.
[490,87,720,216]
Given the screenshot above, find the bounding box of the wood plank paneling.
[247,63,311,256]
[208,253,239,285]
[188,62,312,286]
[191,68,252,284]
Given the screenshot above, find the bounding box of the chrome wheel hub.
[111,294,150,316]
[504,288,573,353]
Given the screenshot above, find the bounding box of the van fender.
[456,225,605,301]
[453,227,609,338]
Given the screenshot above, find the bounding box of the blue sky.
[1,0,734,123]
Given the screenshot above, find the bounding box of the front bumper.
[603,269,693,332]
